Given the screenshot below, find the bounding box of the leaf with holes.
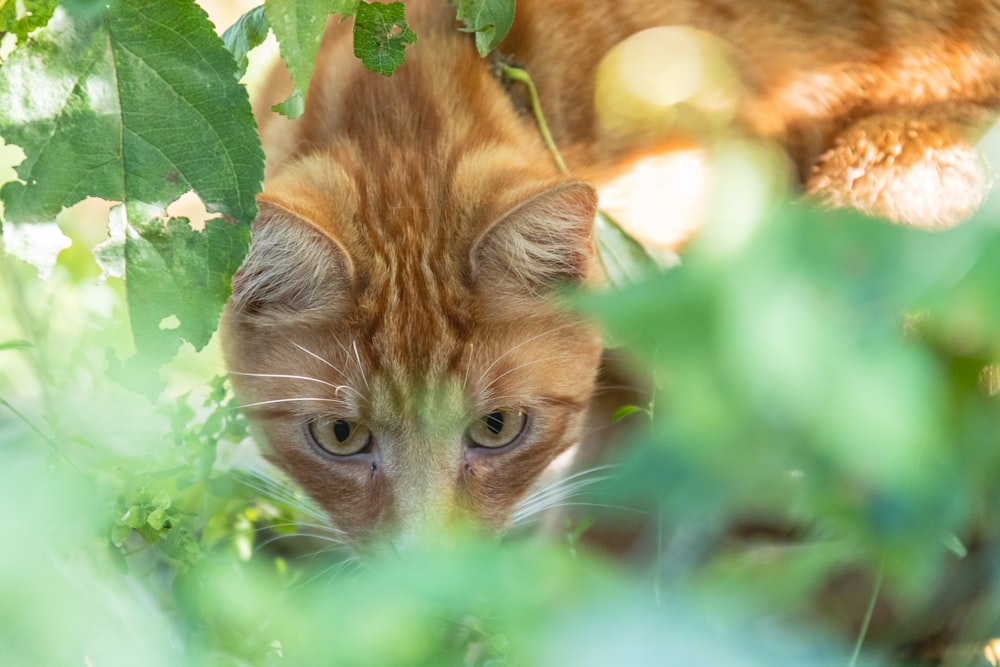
[0,0,57,42]
[0,1,262,371]
[125,216,250,366]
[0,1,262,226]
[353,1,416,76]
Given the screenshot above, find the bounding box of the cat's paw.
[805,110,991,230]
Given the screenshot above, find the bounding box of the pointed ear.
[471,181,598,291]
[229,200,353,321]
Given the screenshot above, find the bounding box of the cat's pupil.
[485,412,504,435]
[333,419,352,443]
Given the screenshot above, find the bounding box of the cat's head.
[220,148,603,552]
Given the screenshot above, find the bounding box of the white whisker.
[480,352,585,397]
[291,341,346,375]
[230,371,344,391]
[351,339,371,392]
[513,502,647,526]
[237,397,350,410]
[474,321,581,391]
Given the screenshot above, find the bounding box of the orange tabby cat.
[222,0,1000,552]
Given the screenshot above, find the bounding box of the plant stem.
[848,564,884,667]
[501,64,569,175]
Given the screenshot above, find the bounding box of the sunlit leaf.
[222,4,270,80]
[0,0,56,42]
[125,216,250,365]
[0,2,262,226]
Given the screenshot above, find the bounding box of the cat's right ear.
[228,201,353,321]
[471,180,598,292]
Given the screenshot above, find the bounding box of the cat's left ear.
[471,181,598,291]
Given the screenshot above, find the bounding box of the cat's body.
[223,0,1000,551]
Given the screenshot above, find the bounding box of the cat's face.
[221,150,603,552]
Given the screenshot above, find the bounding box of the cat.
[221,0,1000,553]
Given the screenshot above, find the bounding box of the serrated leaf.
[125,216,250,365]
[221,5,270,80]
[353,1,416,77]
[0,0,57,42]
[0,2,263,226]
[0,1,263,373]
[264,0,328,105]
[456,0,515,57]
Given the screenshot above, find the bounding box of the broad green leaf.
[0,1,261,225]
[353,1,416,76]
[125,216,250,365]
[0,0,57,42]
[221,5,270,80]
[0,1,263,371]
[457,0,515,57]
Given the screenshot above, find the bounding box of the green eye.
[307,418,371,456]
[467,409,528,449]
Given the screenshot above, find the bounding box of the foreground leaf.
[353,1,416,76]
[0,1,262,226]
[0,1,263,373]
[222,5,270,80]
[0,0,57,42]
[457,0,515,56]
[125,216,250,364]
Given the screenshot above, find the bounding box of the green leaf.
[595,211,677,287]
[264,0,333,115]
[610,405,644,422]
[353,1,416,76]
[125,216,251,365]
[0,1,263,226]
[0,1,263,371]
[221,5,270,80]
[0,0,57,42]
[270,85,304,118]
[456,0,515,57]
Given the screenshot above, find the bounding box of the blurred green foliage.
[5,174,1000,665]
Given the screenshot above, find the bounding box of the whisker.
[474,321,581,391]
[352,339,371,392]
[513,501,647,526]
[236,397,351,410]
[230,371,344,391]
[291,341,346,375]
[480,352,586,396]
[235,473,328,522]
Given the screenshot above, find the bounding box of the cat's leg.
[804,103,994,230]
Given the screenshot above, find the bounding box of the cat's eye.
[307,418,372,457]
[467,409,528,450]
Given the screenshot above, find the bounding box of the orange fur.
[222,0,1000,551]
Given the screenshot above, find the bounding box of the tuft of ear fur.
[471,181,598,292]
[229,201,353,321]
